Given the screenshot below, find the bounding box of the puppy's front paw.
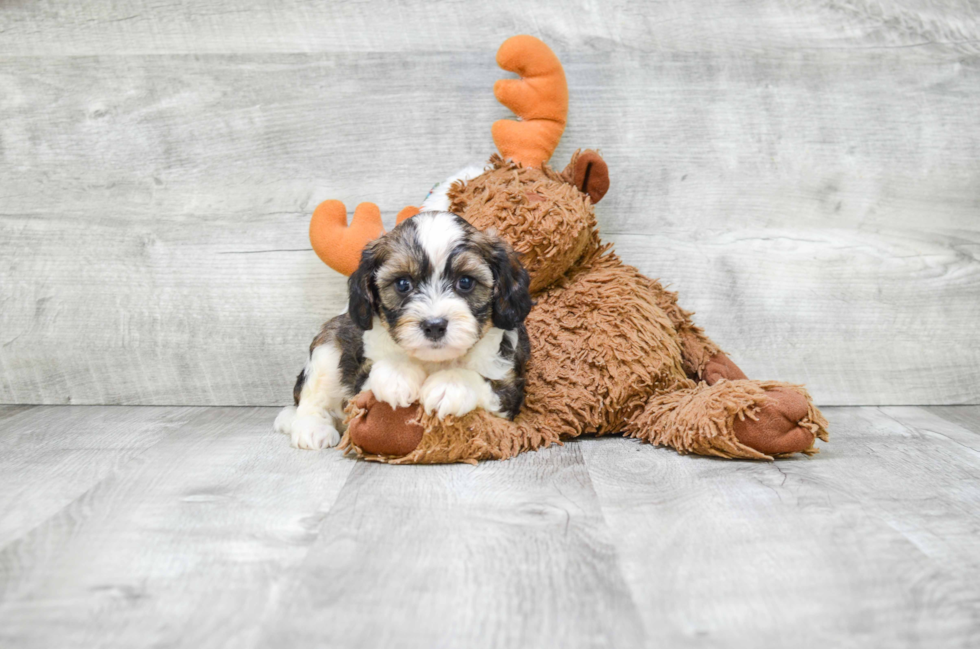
[290,414,341,450]
[273,405,297,435]
[368,361,425,409]
[420,369,484,419]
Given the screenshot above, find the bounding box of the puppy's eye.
[394,277,413,294]
[456,276,475,293]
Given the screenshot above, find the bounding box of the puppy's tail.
[273,405,297,436]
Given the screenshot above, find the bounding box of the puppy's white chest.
[361,320,510,417]
[453,328,515,380]
[362,320,411,364]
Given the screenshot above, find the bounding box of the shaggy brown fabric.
[626,379,829,460]
[448,154,596,294]
[343,155,829,464]
[645,280,722,379]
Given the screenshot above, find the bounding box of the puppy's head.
[349,211,531,362]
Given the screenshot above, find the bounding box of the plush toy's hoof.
[732,387,815,456]
[347,391,425,457]
[702,352,748,385]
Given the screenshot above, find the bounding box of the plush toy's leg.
[701,351,748,384]
[638,279,829,460]
[625,379,829,460]
[341,392,563,464]
[643,277,723,379]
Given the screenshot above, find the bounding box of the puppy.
[275,211,532,450]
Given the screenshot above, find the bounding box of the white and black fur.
[275,211,532,450]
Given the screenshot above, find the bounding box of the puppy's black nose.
[421,317,448,341]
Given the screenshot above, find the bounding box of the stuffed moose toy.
[302,35,828,464]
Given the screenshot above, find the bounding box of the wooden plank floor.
[1,405,979,648]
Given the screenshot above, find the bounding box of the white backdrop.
[1,1,978,406]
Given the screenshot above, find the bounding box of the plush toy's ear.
[561,149,610,204]
[489,240,533,330]
[347,242,382,330]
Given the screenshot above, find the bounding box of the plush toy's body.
[310,35,828,464]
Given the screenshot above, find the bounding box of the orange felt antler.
[492,35,568,168]
[309,201,420,276]
[309,200,384,276]
[396,206,419,224]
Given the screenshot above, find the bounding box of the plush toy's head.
[447,150,608,294]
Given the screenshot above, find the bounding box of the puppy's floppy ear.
[489,239,533,330]
[348,242,381,330]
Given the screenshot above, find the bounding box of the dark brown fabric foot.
[732,387,815,456]
[701,352,748,385]
[346,392,425,457]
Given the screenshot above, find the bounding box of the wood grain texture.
[1,2,979,406]
[0,406,34,424]
[580,406,980,647]
[2,404,980,647]
[0,407,355,649]
[0,0,978,55]
[0,405,197,549]
[929,405,980,435]
[258,444,644,649]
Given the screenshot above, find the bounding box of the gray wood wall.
[1,1,978,407]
